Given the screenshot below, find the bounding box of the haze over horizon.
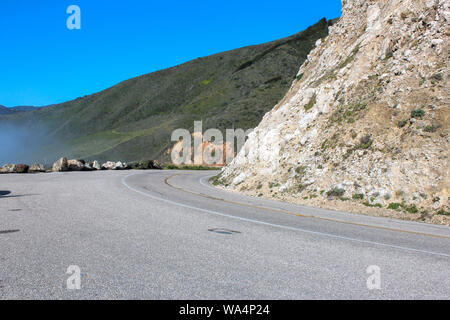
[0,0,341,108]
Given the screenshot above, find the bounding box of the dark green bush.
[357,134,373,149]
[352,193,364,200]
[436,209,450,216]
[405,205,418,214]
[363,202,382,208]
[304,94,316,111]
[397,120,407,128]
[326,188,345,197]
[388,202,402,210]
[411,109,425,118]
[210,175,224,186]
[423,125,436,133]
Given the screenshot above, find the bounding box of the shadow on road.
[0,229,20,235]
[0,191,39,198]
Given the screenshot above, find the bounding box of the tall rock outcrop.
[221,0,449,223]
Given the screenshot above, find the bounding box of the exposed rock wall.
[221,0,450,223]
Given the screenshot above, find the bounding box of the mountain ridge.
[0,105,37,115]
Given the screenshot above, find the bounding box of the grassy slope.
[0,18,333,164]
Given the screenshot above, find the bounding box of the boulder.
[127,162,140,169]
[1,164,17,173]
[15,164,29,173]
[128,160,162,170]
[67,159,84,171]
[83,162,93,171]
[115,161,126,170]
[29,164,46,173]
[52,157,68,172]
[101,161,128,170]
[90,160,101,170]
[152,160,162,170]
[0,164,28,173]
[101,161,117,170]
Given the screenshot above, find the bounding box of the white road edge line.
[122,172,450,258]
[199,175,450,236]
[199,175,450,232]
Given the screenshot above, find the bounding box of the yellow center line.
[164,173,450,240]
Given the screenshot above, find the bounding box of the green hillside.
[0,18,334,164]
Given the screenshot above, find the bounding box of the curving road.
[0,170,449,299]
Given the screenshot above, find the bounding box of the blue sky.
[0,0,341,107]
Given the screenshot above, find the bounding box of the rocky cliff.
[220,0,450,224]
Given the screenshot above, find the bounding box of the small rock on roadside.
[128,160,162,170]
[67,159,85,171]
[101,161,130,170]
[0,164,17,173]
[29,164,46,173]
[90,160,101,170]
[52,157,68,172]
[15,164,29,173]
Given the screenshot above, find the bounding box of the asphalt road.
[0,170,449,299]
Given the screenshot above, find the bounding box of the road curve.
[0,170,449,299]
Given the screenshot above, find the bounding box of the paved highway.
[0,170,449,299]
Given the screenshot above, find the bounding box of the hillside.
[0,18,333,165]
[220,0,449,224]
[0,105,37,115]
[0,105,10,115]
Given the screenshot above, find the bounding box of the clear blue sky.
[0,0,341,107]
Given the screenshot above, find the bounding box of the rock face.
[221,0,449,223]
[52,157,68,172]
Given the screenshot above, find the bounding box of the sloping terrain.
[0,105,11,115]
[0,18,333,164]
[221,0,449,224]
[0,105,37,115]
